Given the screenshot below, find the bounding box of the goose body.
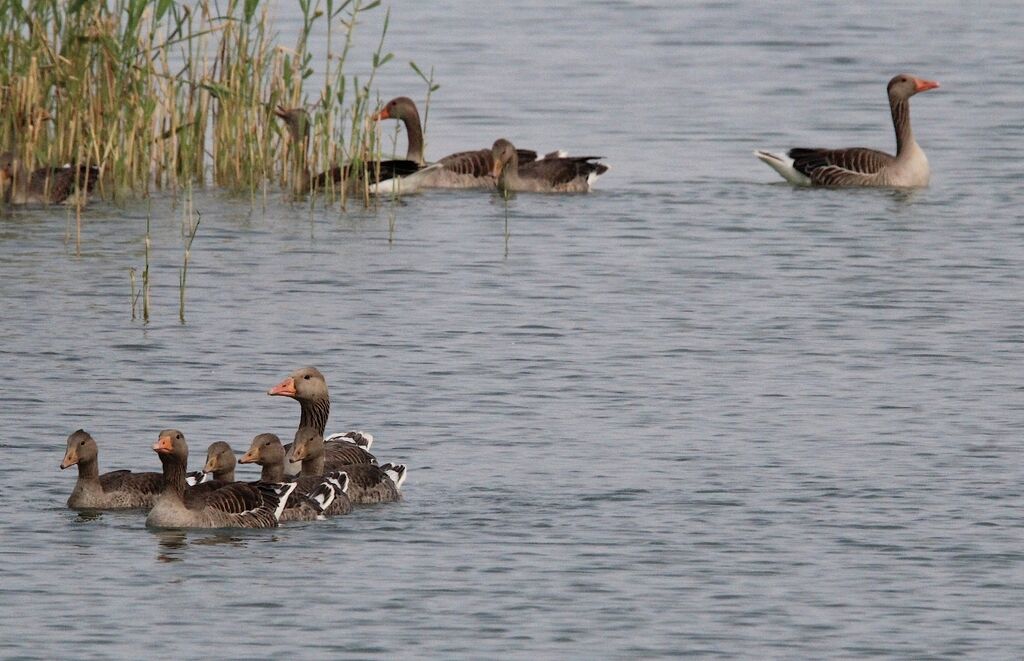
[491,139,607,193]
[291,427,403,505]
[755,74,939,188]
[145,429,296,529]
[274,106,436,196]
[60,430,163,509]
[372,96,541,189]
[240,433,353,519]
[1,152,99,206]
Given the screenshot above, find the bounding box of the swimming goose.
[273,106,440,196]
[371,96,541,189]
[290,427,403,505]
[239,433,353,518]
[0,151,100,206]
[186,441,237,486]
[60,430,163,510]
[145,429,296,529]
[754,74,940,188]
[267,366,379,467]
[491,139,607,193]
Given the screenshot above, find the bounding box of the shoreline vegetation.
[0,0,411,208]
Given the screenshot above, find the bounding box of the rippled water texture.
[2,1,1023,658]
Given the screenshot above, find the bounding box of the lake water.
[2,1,1023,658]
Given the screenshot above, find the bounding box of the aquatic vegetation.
[0,0,394,201]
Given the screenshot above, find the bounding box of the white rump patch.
[754,150,812,186]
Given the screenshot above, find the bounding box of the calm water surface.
[2,1,1023,658]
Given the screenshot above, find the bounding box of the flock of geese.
[4,73,939,206]
[60,367,407,529]
[50,73,941,527]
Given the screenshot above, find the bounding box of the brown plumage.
[145,429,295,529]
[239,433,352,519]
[60,430,163,510]
[267,366,378,466]
[755,74,939,188]
[491,138,607,193]
[371,96,539,189]
[0,151,99,206]
[291,427,402,505]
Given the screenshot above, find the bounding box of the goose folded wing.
[323,443,377,466]
[439,148,539,176]
[99,470,162,493]
[788,147,894,184]
[522,157,607,186]
[201,482,268,514]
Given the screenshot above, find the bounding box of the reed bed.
[0,0,394,203]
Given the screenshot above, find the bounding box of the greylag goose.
[60,430,163,510]
[754,74,939,187]
[186,441,237,486]
[290,427,403,505]
[267,366,379,467]
[145,429,297,529]
[274,106,441,196]
[371,96,541,189]
[490,139,607,193]
[0,151,100,206]
[239,433,353,518]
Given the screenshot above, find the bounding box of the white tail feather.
[754,150,811,186]
[380,463,407,489]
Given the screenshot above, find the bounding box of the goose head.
[490,139,518,178]
[274,105,311,142]
[239,433,285,466]
[61,429,98,469]
[887,74,939,100]
[288,426,323,464]
[203,441,236,474]
[267,366,328,403]
[153,429,188,463]
[371,97,419,123]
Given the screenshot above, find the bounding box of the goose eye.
[176,434,182,440]
[79,440,86,446]
[303,374,311,380]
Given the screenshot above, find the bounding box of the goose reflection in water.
[151,528,268,563]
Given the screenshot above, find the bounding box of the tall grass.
[0,0,393,201]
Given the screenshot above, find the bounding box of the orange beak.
[370,107,390,122]
[289,446,306,462]
[238,450,256,464]
[268,377,296,397]
[491,161,503,178]
[60,452,77,470]
[203,457,219,472]
[914,78,939,93]
[153,435,174,454]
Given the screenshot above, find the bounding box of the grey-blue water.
[2,1,1023,658]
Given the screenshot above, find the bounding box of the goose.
[239,433,353,518]
[0,151,100,206]
[490,139,607,193]
[186,441,237,486]
[60,430,163,510]
[290,427,403,505]
[145,429,297,529]
[267,366,379,468]
[273,106,441,196]
[371,96,543,189]
[754,74,940,188]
